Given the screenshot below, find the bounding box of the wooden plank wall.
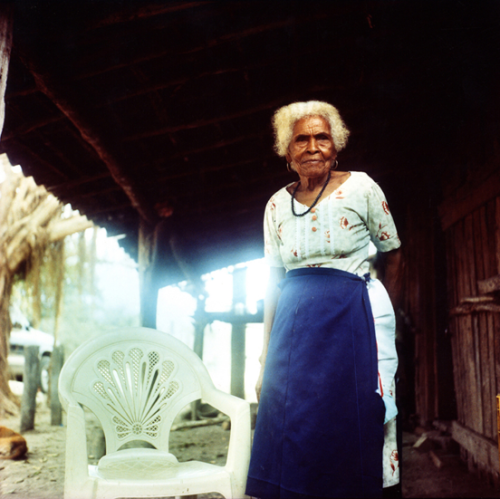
[446,196,500,455]
[403,201,440,426]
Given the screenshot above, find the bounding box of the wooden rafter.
[48,171,111,192]
[2,114,65,141]
[88,2,211,30]
[56,183,123,202]
[145,142,366,189]
[5,85,38,98]
[93,43,359,108]
[149,153,277,185]
[74,9,348,82]
[168,170,290,212]
[16,49,158,224]
[161,131,268,162]
[124,85,333,141]
[5,138,68,180]
[84,202,134,217]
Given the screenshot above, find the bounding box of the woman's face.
[286,116,337,178]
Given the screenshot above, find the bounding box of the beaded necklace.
[291,169,331,217]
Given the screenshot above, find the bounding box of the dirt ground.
[401,432,500,499]
[1,396,500,499]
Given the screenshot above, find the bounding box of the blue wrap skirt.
[246,268,385,498]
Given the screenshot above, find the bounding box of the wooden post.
[0,4,12,139]
[193,295,206,358]
[231,268,246,399]
[138,219,158,328]
[497,394,500,472]
[20,346,40,432]
[50,345,64,426]
[191,292,206,421]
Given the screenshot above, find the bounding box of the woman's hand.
[255,365,265,402]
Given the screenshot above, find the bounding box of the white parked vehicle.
[8,306,54,393]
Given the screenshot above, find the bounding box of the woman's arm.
[381,247,403,310]
[256,266,286,401]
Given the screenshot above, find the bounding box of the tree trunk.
[0,5,16,417]
[0,270,19,416]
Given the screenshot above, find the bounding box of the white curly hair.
[272,100,350,156]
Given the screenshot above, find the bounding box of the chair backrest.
[59,328,216,454]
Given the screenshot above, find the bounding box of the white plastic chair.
[58,327,251,499]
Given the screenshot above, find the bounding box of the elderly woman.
[246,101,402,499]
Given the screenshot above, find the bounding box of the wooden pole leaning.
[20,346,40,432]
[50,345,64,426]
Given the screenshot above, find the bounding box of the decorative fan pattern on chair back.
[90,346,181,446]
[58,328,251,499]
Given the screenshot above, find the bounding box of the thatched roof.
[2,1,499,283]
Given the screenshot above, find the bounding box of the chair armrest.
[202,388,248,419]
[202,389,251,475]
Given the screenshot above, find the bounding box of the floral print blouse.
[264,171,401,272]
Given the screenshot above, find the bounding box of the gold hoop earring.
[331,159,339,171]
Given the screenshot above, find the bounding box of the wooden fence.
[445,195,500,477]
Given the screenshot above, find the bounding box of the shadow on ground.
[1,399,500,498]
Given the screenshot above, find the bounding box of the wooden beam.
[183,190,281,220]
[95,67,243,107]
[5,138,68,180]
[497,395,500,472]
[138,219,157,328]
[496,197,500,275]
[478,275,500,295]
[144,130,364,185]
[35,132,86,179]
[452,420,499,473]
[2,115,65,141]
[450,303,500,316]
[2,101,83,178]
[168,132,268,161]
[75,9,351,82]
[93,42,359,108]
[6,85,38,98]
[124,85,333,141]
[439,170,500,230]
[170,174,289,212]
[88,2,211,30]
[0,4,12,139]
[54,183,122,201]
[151,153,278,186]
[48,171,111,192]
[17,49,158,224]
[82,202,133,217]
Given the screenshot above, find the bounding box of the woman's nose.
[307,137,319,153]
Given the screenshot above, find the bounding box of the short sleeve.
[366,183,401,252]
[263,196,284,267]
